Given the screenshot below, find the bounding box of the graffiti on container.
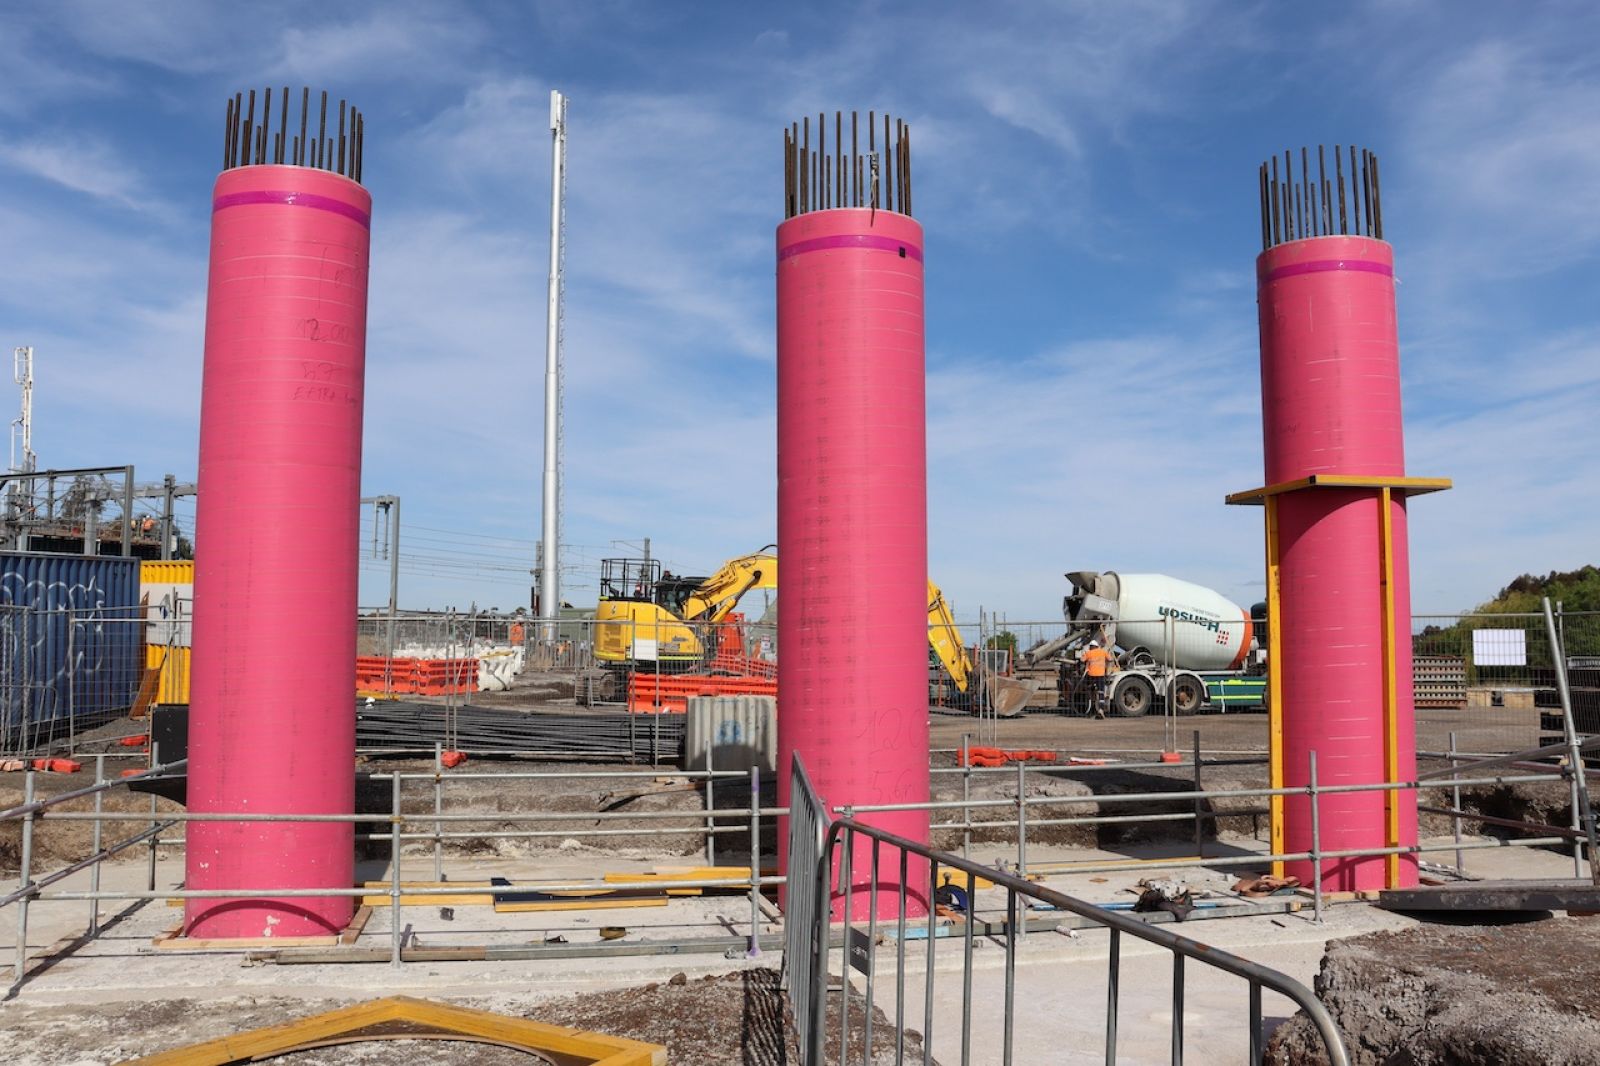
[0,571,137,730]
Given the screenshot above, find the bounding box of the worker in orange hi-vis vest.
[1082,638,1114,719]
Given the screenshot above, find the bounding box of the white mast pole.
[539,91,567,640]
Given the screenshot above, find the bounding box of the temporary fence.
[3,728,1594,1018]
[1413,610,1600,755]
[1,607,145,758]
[787,792,1352,1065]
[782,753,833,1058]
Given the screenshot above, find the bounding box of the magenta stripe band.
[213,190,371,228]
[778,233,923,262]
[1259,258,1392,283]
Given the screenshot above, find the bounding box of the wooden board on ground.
[359,881,497,907]
[152,921,339,950]
[493,896,668,914]
[339,906,371,945]
[603,866,768,896]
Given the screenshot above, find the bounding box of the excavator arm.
[680,548,778,623]
[928,581,974,693]
[675,550,1019,708]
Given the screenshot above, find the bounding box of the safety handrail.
[816,816,1351,1066]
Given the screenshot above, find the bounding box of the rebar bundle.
[223,86,364,182]
[1258,145,1381,250]
[356,702,686,762]
[783,110,912,219]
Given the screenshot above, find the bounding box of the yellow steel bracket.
[1228,473,1450,886]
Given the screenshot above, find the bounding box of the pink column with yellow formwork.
[1230,146,1448,892]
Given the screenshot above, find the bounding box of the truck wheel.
[1170,675,1206,715]
[1114,675,1154,717]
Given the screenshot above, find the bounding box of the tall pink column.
[776,115,930,918]
[1255,146,1417,890]
[187,89,371,938]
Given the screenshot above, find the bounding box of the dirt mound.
[1268,918,1600,1065]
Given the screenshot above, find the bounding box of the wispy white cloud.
[0,135,171,216]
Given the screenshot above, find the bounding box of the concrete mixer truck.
[1019,571,1268,716]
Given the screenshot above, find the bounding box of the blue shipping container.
[0,552,143,750]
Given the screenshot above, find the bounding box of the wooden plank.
[493,896,668,914]
[1227,474,1452,505]
[340,906,371,946]
[156,930,339,950]
[359,881,496,907]
[602,866,771,896]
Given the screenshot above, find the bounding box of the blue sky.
[0,1,1596,621]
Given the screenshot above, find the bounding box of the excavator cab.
[594,558,704,669]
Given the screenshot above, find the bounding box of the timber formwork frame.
[1226,473,1451,887]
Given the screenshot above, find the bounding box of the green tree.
[985,630,1018,656]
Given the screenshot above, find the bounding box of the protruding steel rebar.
[221,87,365,183]
[1259,145,1383,249]
[783,110,913,219]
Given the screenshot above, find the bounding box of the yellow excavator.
[595,547,1036,711]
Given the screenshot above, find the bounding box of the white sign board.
[1472,628,1525,668]
[144,582,193,648]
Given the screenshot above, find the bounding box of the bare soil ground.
[0,969,929,1066]
[1267,917,1600,1065]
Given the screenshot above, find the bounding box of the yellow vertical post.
[1265,494,1285,878]
[1377,487,1401,887]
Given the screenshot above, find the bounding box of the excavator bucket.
[984,673,1041,718]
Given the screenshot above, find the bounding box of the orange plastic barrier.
[961,747,1059,768]
[355,657,477,696]
[627,672,778,714]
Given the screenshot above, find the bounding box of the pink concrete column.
[187,89,371,938]
[776,114,931,918]
[1256,152,1419,890]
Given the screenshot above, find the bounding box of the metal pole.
[121,466,134,557]
[11,768,34,992]
[961,733,971,861]
[538,90,567,642]
[1016,760,1027,945]
[433,741,444,883]
[1171,953,1185,1066]
[66,607,75,755]
[1543,598,1599,885]
[88,754,104,937]
[704,742,715,866]
[1309,750,1323,923]
[390,769,403,967]
[1449,731,1464,874]
[146,741,159,892]
[1193,729,1204,858]
[160,474,175,560]
[387,496,400,669]
[747,764,761,957]
[1105,928,1121,1065]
